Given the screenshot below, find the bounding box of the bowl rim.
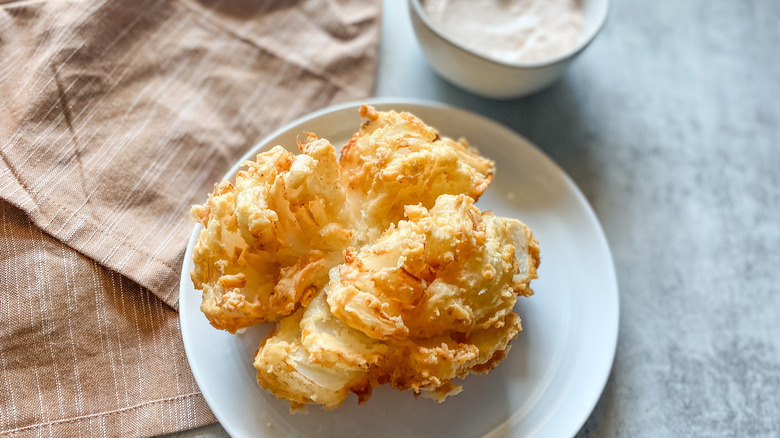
[409,0,609,69]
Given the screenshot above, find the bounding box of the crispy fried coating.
[254,197,538,409]
[191,108,497,333]
[255,267,526,409]
[376,312,522,400]
[341,105,495,240]
[326,194,539,340]
[193,106,540,410]
[191,134,354,333]
[300,292,388,373]
[190,181,276,331]
[254,306,373,410]
[235,134,354,258]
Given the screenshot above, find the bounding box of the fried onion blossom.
[191,106,539,411]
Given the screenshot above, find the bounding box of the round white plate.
[180,99,619,438]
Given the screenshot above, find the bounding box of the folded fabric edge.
[0,392,216,437]
[0,189,184,309]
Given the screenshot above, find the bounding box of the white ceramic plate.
[180,99,619,438]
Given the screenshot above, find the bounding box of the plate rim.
[179,97,620,438]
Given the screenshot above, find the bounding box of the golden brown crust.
[253,309,372,411]
[192,106,540,409]
[253,196,536,409]
[190,107,500,333]
[340,105,495,241]
[327,195,530,340]
[255,290,523,409]
[190,135,354,333]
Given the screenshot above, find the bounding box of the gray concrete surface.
[171,0,780,436]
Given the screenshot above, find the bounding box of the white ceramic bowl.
[408,0,609,99]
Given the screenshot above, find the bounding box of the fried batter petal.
[191,181,279,332]
[191,134,355,332]
[254,307,372,411]
[300,292,388,372]
[255,290,522,408]
[326,194,539,340]
[235,134,354,258]
[376,312,522,400]
[253,195,539,410]
[341,105,495,240]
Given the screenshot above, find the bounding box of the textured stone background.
[171,0,780,436]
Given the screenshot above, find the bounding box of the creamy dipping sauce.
[422,0,584,64]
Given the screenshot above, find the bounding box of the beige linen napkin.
[0,0,380,435]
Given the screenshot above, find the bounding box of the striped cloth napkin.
[0,0,380,435]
